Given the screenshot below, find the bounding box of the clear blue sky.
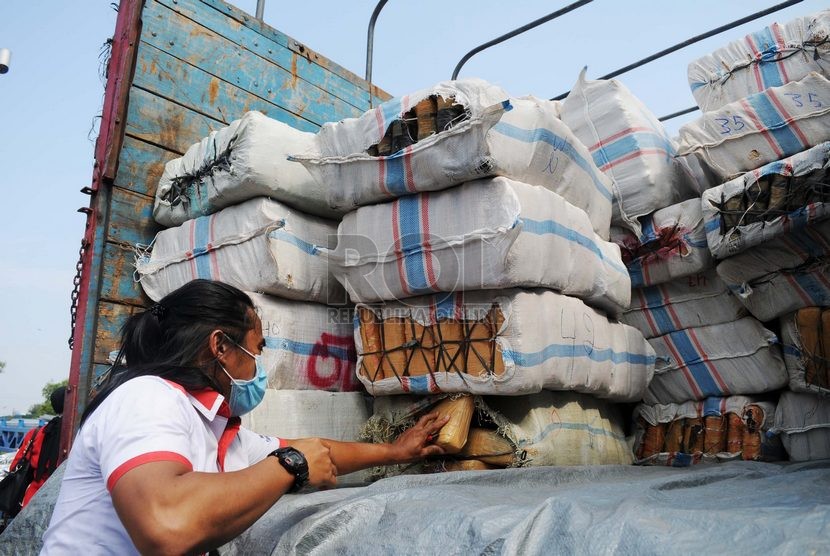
[0,0,825,414]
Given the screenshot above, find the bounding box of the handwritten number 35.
[716,115,746,135]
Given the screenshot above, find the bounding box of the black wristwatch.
[269,447,309,493]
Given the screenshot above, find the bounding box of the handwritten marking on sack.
[559,309,597,368]
[782,92,823,109]
[687,273,708,288]
[715,115,747,135]
[544,154,560,175]
[306,333,358,390]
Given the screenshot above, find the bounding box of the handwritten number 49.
[716,115,746,135]
[783,92,823,108]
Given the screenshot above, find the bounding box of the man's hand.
[289,438,338,488]
[391,411,451,463]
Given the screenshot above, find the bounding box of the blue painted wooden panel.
[198,0,390,104]
[100,241,148,307]
[94,301,141,364]
[125,86,223,154]
[107,186,158,247]
[141,0,362,127]
[133,43,319,131]
[153,0,386,111]
[114,136,178,198]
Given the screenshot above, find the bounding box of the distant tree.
[27,379,69,417]
[0,360,5,373]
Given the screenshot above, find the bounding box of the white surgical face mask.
[219,338,267,416]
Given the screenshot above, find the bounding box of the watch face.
[284,451,303,468]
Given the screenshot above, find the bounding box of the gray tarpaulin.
[3,462,829,554]
[225,461,830,555]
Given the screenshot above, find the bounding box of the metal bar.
[551,0,805,100]
[62,0,143,463]
[365,0,389,107]
[658,105,700,122]
[256,0,265,21]
[451,0,593,80]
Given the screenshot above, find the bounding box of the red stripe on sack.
[598,148,673,172]
[721,398,726,414]
[400,376,411,393]
[189,220,198,279]
[209,214,221,280]
[420,193,438,288]
[744,36,765,92]
[587,127,656,152]
[686,327,730,394]
[783,272,814,305]
[766,90,809,148]
[400,96,417,194]
[374,109,389,195]
[391,200,411,296]
[637,289,661,337]
[217,416,241,472]
[454,292,463,320]
[404,145,416,192]
[663,335,704,399]
[664,298,685,331]
[738,99,783,158]
[107,451,192,491]
[771,23,791,82]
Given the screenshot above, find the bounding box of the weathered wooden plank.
[125,86,223,154]
[132,42,319,131]
[100,241,150,307]
[94,301,141,363]
[115,136,178,198]
[199,0,391,104]
[107,185,159,247]
[153,0,383,112]
[142,0,362,126]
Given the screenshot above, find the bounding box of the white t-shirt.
[41,376,283,554]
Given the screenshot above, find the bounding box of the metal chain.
[68,239,89,350]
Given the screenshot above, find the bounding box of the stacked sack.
[136,112,371,482]
[669,10,830,464]
[294,79,656,472]
[558,64,788,466]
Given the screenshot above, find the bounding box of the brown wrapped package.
[638,420,667,459]
[797,307,823,387]
[683,417,705,454]
[703,415,727,454]
[367,95,467,156]
[442,459,494,472]
[726,413,744,454]
[434,395,475,454]
[357,306,505,382]
[458,428,515,467]
[664,419,685,453]
[821,309,830,389]
[741,405,764,461]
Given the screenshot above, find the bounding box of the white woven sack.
[621,270,746,339]
[294,79,614,238]
[715,220,830,321]
[560,68,696,236]
[688,10,830,112]
[247,293,358,392]
[702,141,830,259]
[483,391,632,466]
[645,316,787,405]
[611,198,712,289]
[773,390,830,461]
[330,177,629,315]
[354,288,654,402]
[242,390,372,484]
[677,72,830,181]
[780,311,830,396]
[154,112,334,226]
[633,396,778,465]
[136,197,346,304]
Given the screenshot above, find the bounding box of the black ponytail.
[80,280,255,425]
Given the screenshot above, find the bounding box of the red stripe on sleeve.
[107,451,193,492]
